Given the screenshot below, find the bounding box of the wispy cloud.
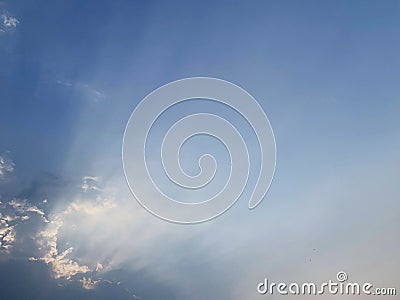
[56,80,105,101]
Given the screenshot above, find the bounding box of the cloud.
[0,199,47,253]
[4,159,397,300]
[23,175,216,297]
[1,161,212,296]
[0,11,19,33]
[0,153,14,179]
[80,277,101,290]
[0,218,16,252]
[0,176,119,290]
[33,220,91,280]
[31,182,122,282]
[21,176,120,289]
[9,197,108,291]
[56,80,105,101]
[81,176,102,192]
[8,199,48,223]
[56,80,73,87]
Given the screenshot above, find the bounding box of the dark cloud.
[0,260,137,300]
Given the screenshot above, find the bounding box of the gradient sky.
[1,1,399,299]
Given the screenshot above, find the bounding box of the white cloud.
[2,14,18,27]
[25,175,209,296]
[8,199,49,223]
[0,12,19,33]
[56,80,73,87]
[27,178,114,282]
[0,218,16,252]
[0,178,114,288]
[33,213,91,280]
[33,202,109,279]
[56,80,105,101]
[95,262,103,272]
[0,199,47,253]
[80,277,101,290]
[0,175,227,297]
[81,176,101,192]
[0,153,14,179]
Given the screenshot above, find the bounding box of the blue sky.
[1,1,400,299]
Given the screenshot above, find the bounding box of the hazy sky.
[1,1,399,299]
